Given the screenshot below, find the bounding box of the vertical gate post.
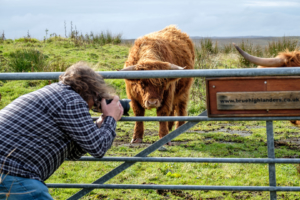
[266,120,277,200]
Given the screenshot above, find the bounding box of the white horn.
[170,64,186,70]
[233,43,285,67]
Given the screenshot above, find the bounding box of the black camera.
[93,98,131,116]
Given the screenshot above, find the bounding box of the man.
[0,62,123,200]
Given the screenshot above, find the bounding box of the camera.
[93,98,131,116]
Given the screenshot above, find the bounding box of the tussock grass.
[0,38,128,73]
[8,49,48,72]
[265,37,299,57]
[47,29,122,47]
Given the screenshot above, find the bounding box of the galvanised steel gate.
[2,68,300,200]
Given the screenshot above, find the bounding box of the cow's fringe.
[278,50,300,67]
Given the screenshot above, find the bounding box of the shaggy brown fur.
[124,25,195,143]
[258,50,300,126]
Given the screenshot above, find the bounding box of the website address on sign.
[220,98,300,104]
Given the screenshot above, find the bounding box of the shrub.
[113,34,122,44]
[265,37,299,57]
[46,56,70,72]
[46,36,68,43]
[4,39,13,44]
[15,38,39,43]
[200,38,218,54]
[223,43,233,54]
[65,31,122,46]
[8,49,48,72]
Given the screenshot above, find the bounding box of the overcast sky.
[1,0,300,40]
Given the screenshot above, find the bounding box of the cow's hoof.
[158,146,168,151]
[166,141,172,146]
[131,138,143,143]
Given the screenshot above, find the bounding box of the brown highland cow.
[120,25,195,144]
[233,43,300,125]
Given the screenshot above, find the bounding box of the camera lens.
[94,99,131,116]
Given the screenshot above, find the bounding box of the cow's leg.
[157,107,172,145]
[168,106,175,131]
[174,77,193,129]
[176,97,188,129]
[131,100,145,143]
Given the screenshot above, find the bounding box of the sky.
[1,0,300,40]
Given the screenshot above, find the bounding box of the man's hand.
[96,96,123,127]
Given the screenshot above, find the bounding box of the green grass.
[0,38,129,73]
[1,37,300,199]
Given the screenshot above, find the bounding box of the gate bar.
[267,121,277,200]
[75,157,300,163]
[47,184,300,191]
[110,116,300,122]
[2,67,300,80]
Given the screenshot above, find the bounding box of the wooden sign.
[206,76,300,117]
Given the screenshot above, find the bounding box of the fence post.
[266,120,277,200]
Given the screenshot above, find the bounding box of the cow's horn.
[233,43,285,67]
[119,65,137,71]
[170,64,186,70]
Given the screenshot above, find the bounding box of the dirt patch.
[144,130,157,136]
[115,141,189,148]
[281,137,300,145]
[156,189,195,199]
[96,194,108,199]
[275,137,300,151]
[114,122,300,151]
[154,189,267,200]
[191,129,252,137]
[190,125,300,138]
[218,141,237,144]
[118,143,152,148]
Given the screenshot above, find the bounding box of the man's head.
[59,62,115,106]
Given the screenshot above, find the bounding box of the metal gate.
[2,68,300,200]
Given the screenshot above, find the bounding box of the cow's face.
[123,62,183,109]
[130,79,169,109]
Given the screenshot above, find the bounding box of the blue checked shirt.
[0,82,116,182]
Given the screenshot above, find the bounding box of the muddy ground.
[112,123,300,154]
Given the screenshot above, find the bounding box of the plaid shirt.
[0,82,116,182]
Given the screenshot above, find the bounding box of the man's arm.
[55,100,117,158]
[67,141,87,160]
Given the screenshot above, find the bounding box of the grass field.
[1,36,300,199]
